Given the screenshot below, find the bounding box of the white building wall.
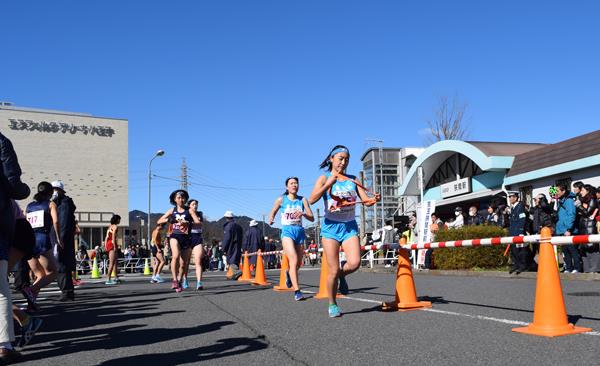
[0,107,129,227]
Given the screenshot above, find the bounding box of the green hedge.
[431,225,509,270]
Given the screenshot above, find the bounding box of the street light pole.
[148,149,165,250]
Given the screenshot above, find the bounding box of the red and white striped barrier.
[401,234,600,250]
[245,243,396,257]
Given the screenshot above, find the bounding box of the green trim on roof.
[503,154,600,185]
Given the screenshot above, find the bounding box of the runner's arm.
[309,175,336,205]
[357,184,380,206]
[268,197,283,225]
[302,197,314,222]
[49,201,63,248]
[156,208,174,225]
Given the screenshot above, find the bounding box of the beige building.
[0,102,128,249]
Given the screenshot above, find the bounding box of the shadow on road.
[97,336,269,365]
[24,321,236,362]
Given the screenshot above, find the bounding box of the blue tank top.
[323,172,358,223]
[170,207,192,235]
[280,195,304,226]
[26,200,52,234]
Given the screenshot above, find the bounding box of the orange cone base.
[237,277,252,282]
[273,286,295,292]
[381,300,432,312]
[512,323,591,337]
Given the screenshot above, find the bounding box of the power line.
[153,174,280,191]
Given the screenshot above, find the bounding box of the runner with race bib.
[268,177,314,301]
[309,145,380,318]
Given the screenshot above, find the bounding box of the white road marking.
[308,292,600,337]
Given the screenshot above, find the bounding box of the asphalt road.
[13,267,600,365]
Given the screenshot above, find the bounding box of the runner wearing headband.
[309,145,380,317]
[268,177,314,301]
[157,190,201,293]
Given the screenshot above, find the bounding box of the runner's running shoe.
[294,290,304,301]
[328,304,342,318]
[105,279,117,285]
[155,275,165,283]
[171,280,178,289]
[196,281,203,291]
[182,277,189,289]
[17,317,43,348]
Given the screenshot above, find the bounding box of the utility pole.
[181,158,188,191]
[262,213,266,238]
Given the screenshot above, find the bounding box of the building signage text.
[8,118,115,137]
[441,177,472,198]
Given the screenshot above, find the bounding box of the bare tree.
[425,95,469,144]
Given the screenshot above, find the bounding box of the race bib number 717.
[26,210,45,229]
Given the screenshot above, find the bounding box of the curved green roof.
[399,140,515,196]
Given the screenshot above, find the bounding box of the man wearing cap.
[222,211,243,280]
[508,192,529,274]
[51,181,78,300]
[447,207,465,229]
[243,219,265,269]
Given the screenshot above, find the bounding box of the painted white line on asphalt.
[314,293,600,337]
[423,308,529,326]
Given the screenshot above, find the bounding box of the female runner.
[23,182,61,310]
[309,145,379,317]
[150,223,166,283]
[104,215,121,285]
[269,177,314,300]
[157,190,201,292]
[183,199,205,290]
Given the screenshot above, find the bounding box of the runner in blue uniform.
[309,145,380,317]
[22,182,62,311]
[157,190,201,293]
[268,177,314,301]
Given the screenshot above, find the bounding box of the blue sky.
[2,1,599,224]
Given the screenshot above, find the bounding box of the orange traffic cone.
[252,250,271,286]
[315,251,344,300]
[238,251,253,282]
[381,237,431,311]
[273,254,294,292]
[226,265,234,279]
[513,227,592,337]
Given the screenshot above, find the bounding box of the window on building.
[425,153,483,189]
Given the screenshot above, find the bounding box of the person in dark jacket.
[0,132,30,362]
[531,194,554,234]
[222,211,243,279]
[51,181,78,301]
[466,206,484,226]
[243,220,264,266]
[578,184,599,272]
[555,184,580,272]
[507,192,530,274]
